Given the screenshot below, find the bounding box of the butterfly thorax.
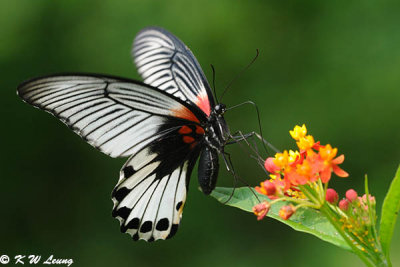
[203,103,229,152]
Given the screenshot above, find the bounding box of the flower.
[346,189,358,202]
[339,199,349,211]
[325,188,339,204]
[252,124,383,264]
[319,145,349,183]
[289,124,307,140]
[255,180,276,197]
[273,150,290,170]
[253,201,271,221]
[254,124,350,222]
[279,205,295,220]
[297,135,316,152]
[359,194,376,211]
[264,157,280,173]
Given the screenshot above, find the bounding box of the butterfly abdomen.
[198,146,219,195]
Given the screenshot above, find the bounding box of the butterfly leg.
[226,131,255,145]
[227,131,279,155]
[225,100,269,153]
[220,151,237,204]
[226,131,271,173]
[221,150,261,204]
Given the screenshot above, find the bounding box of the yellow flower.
[288,150,300,163]
[296,135,315,151]
[289,124,307,140]
[274,150,289,169]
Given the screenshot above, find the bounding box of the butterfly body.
[18,27,232,241]
[197,103,229,194]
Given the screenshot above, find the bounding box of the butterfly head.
[213,103,226,116]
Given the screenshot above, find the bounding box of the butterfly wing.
[112,126,201,241]
[18,74,207,241]
[133,27,214,117]
[17,74,205,158]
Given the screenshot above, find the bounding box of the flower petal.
[320,167,332,183]
[332,165,349,177]
[332,154,345,164]
[265,157,280,173]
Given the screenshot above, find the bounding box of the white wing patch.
[133,27,212,116]
[17,75,198,158]
[112,147,188,241]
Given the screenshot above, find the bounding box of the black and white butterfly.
[17,27,235,242]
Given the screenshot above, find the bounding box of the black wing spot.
[148,237,155,242]
[126,218,140,229]
[112,206,131,220]
[112,187,130,202]
[166,224,179,239]
[132,233,139,241]
[155,218,169,231]
[120,224,128,233]
[123,166,135,178]
[140,221,153,233]
[176,201,183,211]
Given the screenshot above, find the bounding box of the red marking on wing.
[171,106,200,123]
[195,125,205,135]
[179,126,192,134]
[190,142,197,149]
[183,136,195,144]
[196,93,211,117]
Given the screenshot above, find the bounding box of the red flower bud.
[346,189,358,202]
[253,201,271,221]
[325,188,339,204]
[279,205,295,220]
[339,199,349,211]
[264,157,280,173]
[262,180,277,196]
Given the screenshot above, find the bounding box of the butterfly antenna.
[220,49,259,102]
[210,64,219,103]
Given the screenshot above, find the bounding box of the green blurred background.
[1,1,399,266]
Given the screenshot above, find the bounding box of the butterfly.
[17,27,233,242]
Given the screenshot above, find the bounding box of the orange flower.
[253,201,271,221]
[318,144,349,183]
[255,178,285,199]
[284,169,308,188]
[279,205,295,220]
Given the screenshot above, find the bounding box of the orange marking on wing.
[196,93,211,117]
[183,136,195,144]
[179,126,192,134]
[171,106,200,123]
[195,125,205,135]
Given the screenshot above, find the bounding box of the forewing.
[133,27,214,117]
[112,128,201,241]
[17,74,204,158]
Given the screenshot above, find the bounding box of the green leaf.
[379,164,400,257]
[211,187,350,250]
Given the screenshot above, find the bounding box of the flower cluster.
[263,124,348,191]
[332,188,378,252]
[254,124,348,220]
[251,124,386,265]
